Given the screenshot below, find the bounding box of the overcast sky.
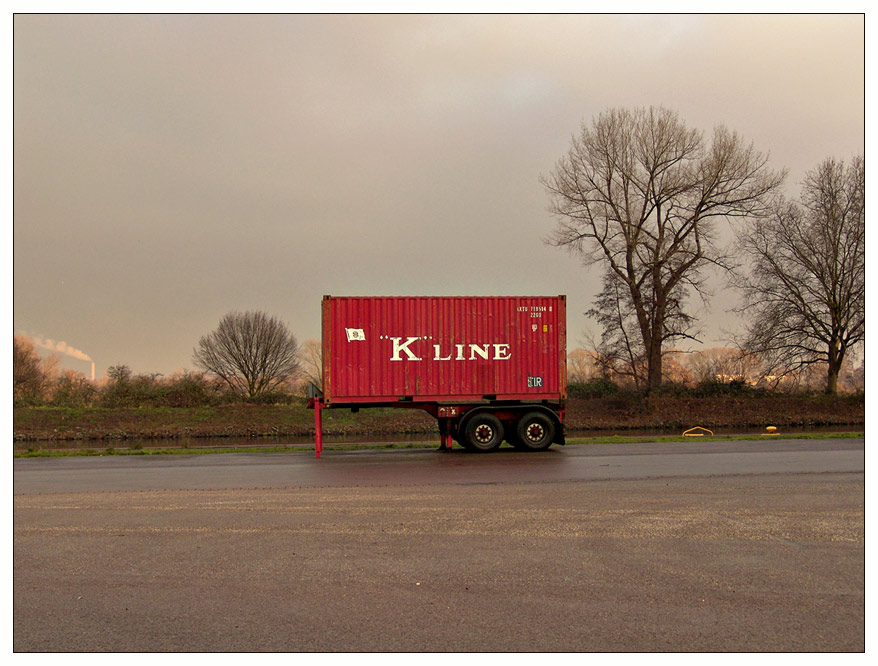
[13,14,865,378]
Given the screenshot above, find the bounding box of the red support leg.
[438,418,453,451]
[314,398,323,459]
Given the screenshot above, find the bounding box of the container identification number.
[518,305,551,318]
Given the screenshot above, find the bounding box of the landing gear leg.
[312,398,323,459]
[438,418,453,452]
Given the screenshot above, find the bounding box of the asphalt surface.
[13,438,865,652]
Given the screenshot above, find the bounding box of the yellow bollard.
[762,426,779,436]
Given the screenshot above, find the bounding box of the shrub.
[98,369,168,408]
[693,378,753,397]
[164,372,220,407]
[50,372,98,407]
[243,390,300,406]
[569,377,621,398]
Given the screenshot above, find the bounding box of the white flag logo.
[346,328,366,342]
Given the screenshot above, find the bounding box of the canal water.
[14,424,857,453]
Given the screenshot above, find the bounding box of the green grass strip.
[565,431,864,445]
[13,431,863,458]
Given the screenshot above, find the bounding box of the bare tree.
[106,364,133,383]
[736,156,865,395]
[298,338,324,390]
[543,106,784,392]
[193,311,301,398]
[687,347,763,385]
[585,269,648,389]
[661,350,694,386]
[586,267,698,390]
[14,336,47,402]
[567,348,600,384]
[843,359,865,393]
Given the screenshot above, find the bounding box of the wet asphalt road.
[14,438,865,652]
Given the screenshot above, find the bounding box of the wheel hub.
[474,424,494,443]
[525,423,545,442]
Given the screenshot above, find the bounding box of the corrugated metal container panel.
[323,296,566,405]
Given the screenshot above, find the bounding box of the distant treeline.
[566,346,865,397]
[13,336,298,408]
[13,346,863,413]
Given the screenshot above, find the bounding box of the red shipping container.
[322,296,567,405]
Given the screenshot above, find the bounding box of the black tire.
[516,412,555,451]
[463,413,504,452]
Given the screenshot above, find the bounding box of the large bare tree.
[586,266,695,390]
[736,156,865,395]
[193,311,301,398]
[543,106,784,391]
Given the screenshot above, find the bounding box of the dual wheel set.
[452,410,558,452]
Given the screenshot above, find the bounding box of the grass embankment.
[13,393,864,444]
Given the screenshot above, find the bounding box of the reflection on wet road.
[14,437,864,494]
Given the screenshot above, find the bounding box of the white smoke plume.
[28,335,95,380]
[30,335,92,362]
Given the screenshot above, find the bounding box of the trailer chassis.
[307,397,564,458]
